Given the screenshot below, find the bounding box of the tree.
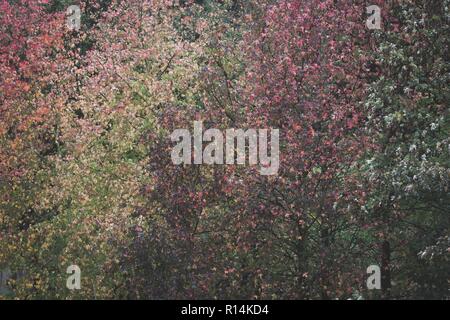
[362,0,449,299]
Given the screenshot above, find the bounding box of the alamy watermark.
[367,265,381,290]
[66,5,81,31]
[366,5,382,30]
[66,265,81,290]
[171,121,280,175]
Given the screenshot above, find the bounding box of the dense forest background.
[0,0,448,299]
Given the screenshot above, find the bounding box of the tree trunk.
[381,240,391,299]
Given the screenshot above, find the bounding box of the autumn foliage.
[0,0,448,299]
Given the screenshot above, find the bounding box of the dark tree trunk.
[381,240,391,299]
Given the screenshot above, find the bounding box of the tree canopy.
[0,0,448,300]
